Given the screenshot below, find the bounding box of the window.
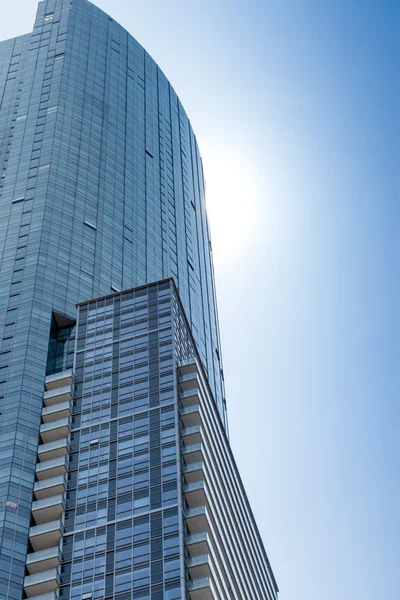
[84,220,97,231]
[44,13,54,21]
[164,558,180,580]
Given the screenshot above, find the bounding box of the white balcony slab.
[182,442,203,463]
[180,388,200,407]
[26,546,61,575]
[186,531,210,556]
[25,592,58,600]
[184,480,206,507]
[180,404,201,427]
[42,401,71,423]
[29,520,63,551]
[179,371,200,391]
[187,553,211,579]
[32,494,65,525]
[178,359,199,376]
[188,576,214,600]
[45,369,74,391]
[38,438,69,462]
[36,456,68,480]
[184,461,204,483]
[182,424,201,445]
[43,384,73,406]
[185,505,209,535]
[34,475,66,500]
[40,418,70,443]
[24,567,59,597]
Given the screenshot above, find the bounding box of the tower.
[0,2,278,599]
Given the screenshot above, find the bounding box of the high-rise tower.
[0,2,278,599]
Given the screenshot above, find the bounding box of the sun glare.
[202,149,258,262]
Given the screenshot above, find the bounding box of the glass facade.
[0,1,278,599]
[0,1,226,597]
[20,279,278,600]
[61,281,185,599]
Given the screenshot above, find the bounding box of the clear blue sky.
[1,1,399,599]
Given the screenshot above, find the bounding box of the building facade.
[0,1,278,599]
[22,280,278,600]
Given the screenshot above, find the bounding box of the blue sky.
[1,1,399,598]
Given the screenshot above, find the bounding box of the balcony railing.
[180,404,201,428]
[181,424,202,446]
[186,531,210,556]
[29,520,63,552]
[185,505,209,535]
[183,460,204,483]
[180,388,200,407]
[38,438,69,462]
[184,480,206,507]
[32,494,65,525]
[178,359,199,377]
[40,417,70,444]
[26,546,61,575]
[43,384,73,406]
[24,567,60,597]
[36,456,68,480]
[34,475,66,500]
[186,553,211,579]
[187,575,214,600]
[41,401,71,423]
[182,442,203,463]
[45,369,74,391]
[25,592,58,600]
[179,371,200,391]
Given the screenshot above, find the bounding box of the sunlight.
[202,148,259,262]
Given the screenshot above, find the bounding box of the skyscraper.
[0,1,278,599]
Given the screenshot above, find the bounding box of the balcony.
[188,576,215,600]
[185,505,209,535]
[179,371,200,392]
[34,475,66,500]
[32,494,65,525]
[38,438,69,462]
[29,520,63,551]
[24,567,59,597]
[181,404,201,428]
[182,425,201,446]
[43,384,73,406]
[178,359,198,377]
[180,388,200,407]
[41,401,71,423]
[45,369,74,391]
[36,456,68,480]
[182,442,203,464]
[26,546,61,575]
[186,531,210,556]
[184,480,206,507]
[184,461,205,483]
[187,553,211,579]
[40,417,70,444]
[26,592,58,600]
